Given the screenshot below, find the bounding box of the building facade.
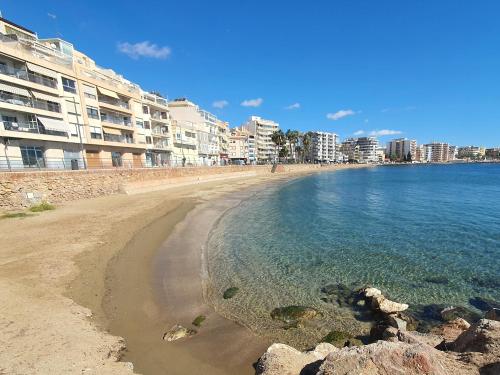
[228,127,249,163]
[423,142,451,163]
[310,131,337,163]
[241,116,279,163]
[386,138,417,161]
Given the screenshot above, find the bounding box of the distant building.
[457,146,485,159]
[310,131,337,163]
[485,148,500,159]
[340,137,378,163]
[424,142,451,163]
[241,116,279,163]
[386,138,417,161]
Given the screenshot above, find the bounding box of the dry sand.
[0,164,367,375]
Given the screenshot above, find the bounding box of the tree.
[285,129,300,163]
[301,132,313,163]
[271,130,286,163]
[406,151,412,162]
[279,146,289,158]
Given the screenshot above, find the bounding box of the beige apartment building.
[241,116,279,163]
[0,17,231,170]
[424,142,451,163]
[228,127,250,163]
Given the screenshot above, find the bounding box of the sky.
[3,0,500,146]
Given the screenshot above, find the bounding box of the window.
[20,146,45,168]
[46,101,61,113]
[86,106,99,119]
[84,92,97,100]
[62,77,77,93]
[144,120,150,129]
[142,105,149,114]
[135,118,144,128]
[111,151,122,167]
[146,136,152,144]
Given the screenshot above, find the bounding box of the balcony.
[98,95,130,110]
[100,112,132,127]
[0,92,61,113]
[0,65,57,89]
[151,111,169,122]
[1,120,68,137]
[152,127,169,137]
[103,133,135,144]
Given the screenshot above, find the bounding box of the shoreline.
[91,164,369,375]
[0,164,368,374]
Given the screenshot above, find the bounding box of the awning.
[97,86,119,99]
[37,116,69,134]
[31,91,60,103]
[102,126,122,135]
[0,81,30,97]
[26,62,58,79]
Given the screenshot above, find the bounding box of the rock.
[317,340,471,375]
[372,295,409,314]
[270,306,319,324]
[162,325,197,342]
[397,329,445,348]
[320,283,360,307]
[453,319,500,355]
[485,308,500,321]
[223,286,239,299]
[382,327,399,342]
[431,318,470,344]
[321,330,354,348]
[441,306,481,322]
[387,314,407,331]
[469,297,500,312]
[424,275,450,285]
[255,342,337,375]
[362,287,382,298]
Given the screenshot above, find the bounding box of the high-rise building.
[339,137,379,163]
[241,116,279,163]
[424,142,451,163]
[386,138,417,161]
[310,131,337,163]
[228,127,249,163]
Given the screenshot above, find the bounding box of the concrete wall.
[0,164,326,210]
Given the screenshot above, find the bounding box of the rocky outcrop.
[256,287,500,375]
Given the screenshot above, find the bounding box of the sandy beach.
[0,164,366,375]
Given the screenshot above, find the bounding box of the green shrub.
[1,212,30,219]
[29,202,55,212]
[192,315,206,327]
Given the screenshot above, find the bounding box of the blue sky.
[3,1,500,146]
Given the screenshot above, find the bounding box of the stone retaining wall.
[0,164,324,210]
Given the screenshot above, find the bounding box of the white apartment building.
[228,127,249,163]
[340,137,379,163]
[310,131,337,163]
[241,116,279,163]
[167,98,220,166]
[386,138,417,161]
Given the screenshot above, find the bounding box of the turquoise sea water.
[206,164,500,348]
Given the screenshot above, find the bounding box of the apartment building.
[339,137,379,163]
[168,98,220,166]
[241,116,279,163]
[386,138,417,161]
[141,91,172,166]
[339,138,360,162]
[424,142,450,163]
[0,16,154,170]
[217,119,229,165]
[228,127,249,163]
[485,148,500,159]
[310,131,337,163]
[457,146,485,160]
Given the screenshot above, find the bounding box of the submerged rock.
[469,296,500,312]
[424,275,450,285]
[223,286,239,299]
[162,324,197,342]
[271,306,319,324]
[441,306,481,323]
[485,308,500,321]
[320,283,361,307]
[321,330,355,348]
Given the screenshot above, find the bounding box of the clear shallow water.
[206,164,500,348]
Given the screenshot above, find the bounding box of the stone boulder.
[431,318,470,344]
[317,341,472,375]
[162,324,196,342]
[255,343,337,375]
[453,319,500,355]
[485,308,500,322]
[372,295,409,314]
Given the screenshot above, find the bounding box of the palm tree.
[285,129,300,163]
[271,130,286,163]
[301,132,313,163]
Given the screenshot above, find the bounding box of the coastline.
[0,164,367,374]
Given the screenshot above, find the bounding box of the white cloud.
[117,41,171,59]
[326,109,355,121]
[241,98,263,107]
[353,130,365,136]
[369,129,403,137]
[212,100,229,109]
[47,13,57,19]
[285,102,300,110]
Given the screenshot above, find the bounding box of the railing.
[151,111,169,121]
[1,120,69,137]
[0,155,231,171]
[98,96,130,110]
[0,65,58,88]
[103,134,134,144]
[0,92,61,113]
[100,114,132,127]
